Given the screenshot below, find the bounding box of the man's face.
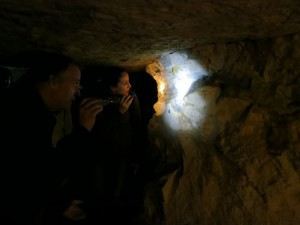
[53,64,81,110]
[111,72,131,96]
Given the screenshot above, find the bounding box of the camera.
[99,97,120,106]
[78,75,136,107]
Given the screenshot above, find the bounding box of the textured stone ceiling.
[0,0,300,68]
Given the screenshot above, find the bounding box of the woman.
[86,67,147,225]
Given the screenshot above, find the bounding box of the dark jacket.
[63,94,147,224]
[0,85,90,225]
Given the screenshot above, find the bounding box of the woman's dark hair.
[80,65,125,98]
[102,66,125,87]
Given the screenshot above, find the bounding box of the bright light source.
[159,52,208,131]
[158,80,165,94]
[174,68,194,100]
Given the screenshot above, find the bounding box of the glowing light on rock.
[161,52,208,131]
[158,80,166,94]
[146,62,167,116]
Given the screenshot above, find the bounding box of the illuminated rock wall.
[147,33,300,225]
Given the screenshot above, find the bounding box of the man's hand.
[119,95,133,114]
[79,98,103,131]
[63,200,86,221]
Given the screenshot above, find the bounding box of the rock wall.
[148,33,300,225]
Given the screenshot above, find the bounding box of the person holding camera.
[65,66,147,225]
[0,52,103,225]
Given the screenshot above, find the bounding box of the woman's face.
[111,72,132,96]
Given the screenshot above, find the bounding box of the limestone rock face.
[1,2,300,224]
[147,33,300,225]
[0,1,300,67]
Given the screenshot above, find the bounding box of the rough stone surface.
[0,1,300,68]
[148,33,300,225]
[1,2,300,224]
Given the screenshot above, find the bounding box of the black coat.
[0,85,90,225]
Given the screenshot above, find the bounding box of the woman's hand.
[119,95,133,114]
[79,98,103,131]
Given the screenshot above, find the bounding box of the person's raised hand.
[63,200,86,221]
[79,98,103,131]
[119,95,133,114]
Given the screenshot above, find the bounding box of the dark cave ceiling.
[0,0,300,68]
